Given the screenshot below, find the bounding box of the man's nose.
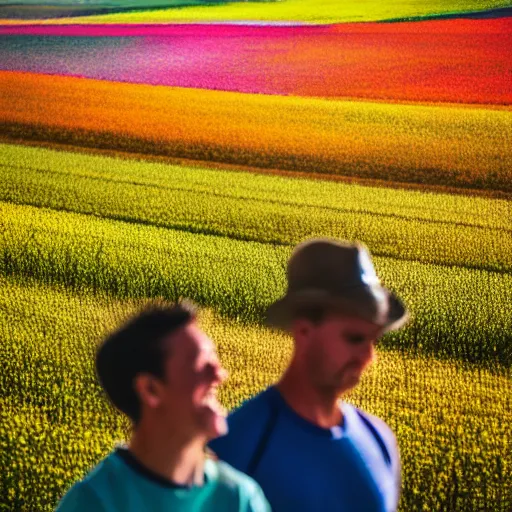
[218,366,228,383]
[214,363,228,383]
[209,361,228,383]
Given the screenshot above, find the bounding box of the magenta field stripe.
[1,19,510,103]
[1,18,510,36]
[0,23,324,37]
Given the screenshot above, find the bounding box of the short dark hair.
[96,301,197,423]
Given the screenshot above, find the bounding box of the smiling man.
[210,239,409,512]
[56,302,270,512]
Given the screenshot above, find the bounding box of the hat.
[266,239,408,332]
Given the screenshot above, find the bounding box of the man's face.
[295,314,383,396]
[155,321,228,441]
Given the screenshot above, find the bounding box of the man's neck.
[128,422,206,487]
[277,365,343,429]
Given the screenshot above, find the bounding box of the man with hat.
[210,238,408,512]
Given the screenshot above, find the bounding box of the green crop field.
[0,1,229,21]
[2,144,510,274]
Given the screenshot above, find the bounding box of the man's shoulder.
[55,454,117,511]
[206,459,270,511]
[357,407,397,446]
[229,388,274,422]
[81,450,123,486]
[220,388,275,437]
[208,458,259,491]
[351,406,395,438]
[209,388,275,468]
[345,403,399,467]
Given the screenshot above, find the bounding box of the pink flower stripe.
[0,23,320,37]
[1,18,510,104]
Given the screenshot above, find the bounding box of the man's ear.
[134,373,162,409]
[291,318,313,348]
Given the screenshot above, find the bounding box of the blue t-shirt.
[55,447,270,512]
[210,387,401,512]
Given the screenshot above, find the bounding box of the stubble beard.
[326,363,364,397]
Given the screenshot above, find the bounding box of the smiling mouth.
[201,387,226,417]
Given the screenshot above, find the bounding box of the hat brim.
[265,286,408,333]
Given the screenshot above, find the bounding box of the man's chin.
[335,371,362,394]
[213,414,228,437]
[198,407,228,440]
[206,414,228,440]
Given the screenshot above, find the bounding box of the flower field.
[1,2,511,511]
[1,274,511,511]
[2,72,511,192]
[2,144,512,368]
[3,0,508,24]
[1,18,510,104]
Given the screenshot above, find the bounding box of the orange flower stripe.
[1,71,511,192]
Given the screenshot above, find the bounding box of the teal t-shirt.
[55,448,270,512]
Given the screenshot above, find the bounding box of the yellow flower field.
[1,276,510,511]
[0,0,509,24]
